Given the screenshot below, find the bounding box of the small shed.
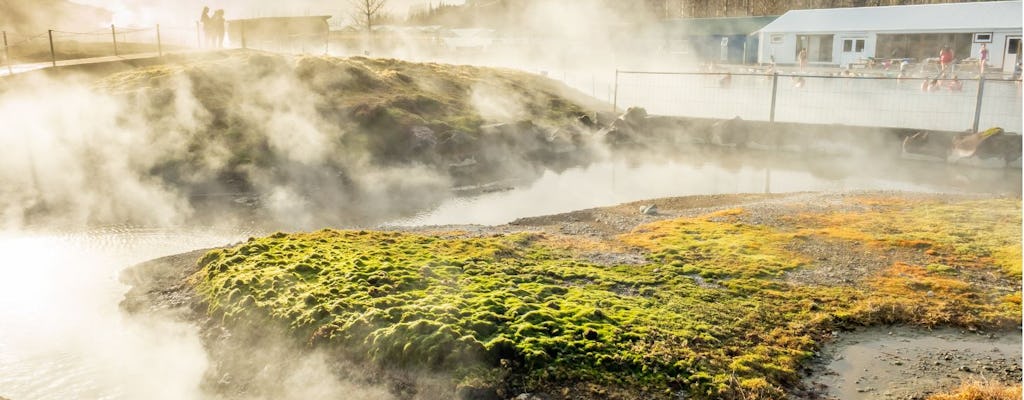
[227,16,331,54]
[756,1,1022,70]
[662,16,777,64]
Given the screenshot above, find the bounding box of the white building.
[756,1,1022,71]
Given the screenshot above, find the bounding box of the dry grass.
[926,381,1023,400]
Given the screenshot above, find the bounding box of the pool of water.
[390,150,1021,226]
[0,229,249,400]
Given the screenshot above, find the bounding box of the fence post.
[111,24,118,56]
[971,76,986,133]
[769,72,779,122]
[3,31,11,75]
[612,69,619,114]
[156,24,163,57]
[48,29,56,67]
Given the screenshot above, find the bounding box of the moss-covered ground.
[191,195,1021,399]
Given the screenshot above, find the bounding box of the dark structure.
[661,16,777,64]
[227,16,331,54]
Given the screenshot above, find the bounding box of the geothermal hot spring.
[0,145,1018,399]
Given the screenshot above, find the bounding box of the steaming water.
[390,151,1021,226]
[0,228,249,400]
[0,152,1018,399]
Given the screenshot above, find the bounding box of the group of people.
[200,7,226,48]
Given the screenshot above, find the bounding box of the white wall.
[762,29,1023,69]
[759,32,797,65]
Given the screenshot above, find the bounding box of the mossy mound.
[191,195,1021,399]
[82,51,607,226]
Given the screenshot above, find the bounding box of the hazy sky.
[69,0,467,26]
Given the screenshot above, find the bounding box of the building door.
[840,38,866,67]
[1002,36,1021,73]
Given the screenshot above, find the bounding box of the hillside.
[4,51,609,228]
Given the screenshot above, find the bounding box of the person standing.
[211,9,226,49]
[200,6,212,48]
[938,46,954,77]
[798,48,808,70]
[979,43,989,76]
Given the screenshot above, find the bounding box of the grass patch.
[191,196,1021,399]
[926,381,1022,400]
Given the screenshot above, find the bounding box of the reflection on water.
[391,150,1021,226]
[0,229,248,400]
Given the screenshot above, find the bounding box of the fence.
[0,22,329,76]
[612,70,1023,134]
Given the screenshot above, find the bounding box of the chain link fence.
[613,70,1023,134]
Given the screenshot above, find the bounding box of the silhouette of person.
[200,6,213,48]
[798,48,807,70]
[938,46,954,76]
[979,43,989,75]
[211,9,226,49]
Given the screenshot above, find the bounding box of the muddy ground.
[122,190,1022,399]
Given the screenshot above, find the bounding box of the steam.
[0,2,694,399]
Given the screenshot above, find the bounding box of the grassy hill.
[187,193,1021,399]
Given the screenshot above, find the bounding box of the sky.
[69,0,467,26]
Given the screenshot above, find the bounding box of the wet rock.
[901,131,951,161]
[457,386,500,400]
[605,107,648,145]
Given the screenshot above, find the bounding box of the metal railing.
[0,22,329,76]
[612,70,1023,134]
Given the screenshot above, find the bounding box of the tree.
[350,0,387,33]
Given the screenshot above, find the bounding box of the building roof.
[663,16,778,36]
[759,1,1022,34]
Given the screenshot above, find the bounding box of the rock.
[640,204,658,215]
[901,131,951,161]
[958,365,972,372]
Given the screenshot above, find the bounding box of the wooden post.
[48,30,56,67]
[971,76,986,133]
[156,24,163,57]
[3,31,11,75]
[612,69,619,113]
[769,72,779,122]
[111,24,118,56]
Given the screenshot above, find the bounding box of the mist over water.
[0,229,244,400]
[390,152,1021,226]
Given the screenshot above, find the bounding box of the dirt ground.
[802,327,1022,400]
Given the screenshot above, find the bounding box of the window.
[770,34,783,44]
[974,33,993,43]
[796,34,834,62]
[843,39,865,52]
[1009,38,1020,55]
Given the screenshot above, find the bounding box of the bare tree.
[350,0,387,33]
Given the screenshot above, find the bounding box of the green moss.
[191,197,1021,399]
